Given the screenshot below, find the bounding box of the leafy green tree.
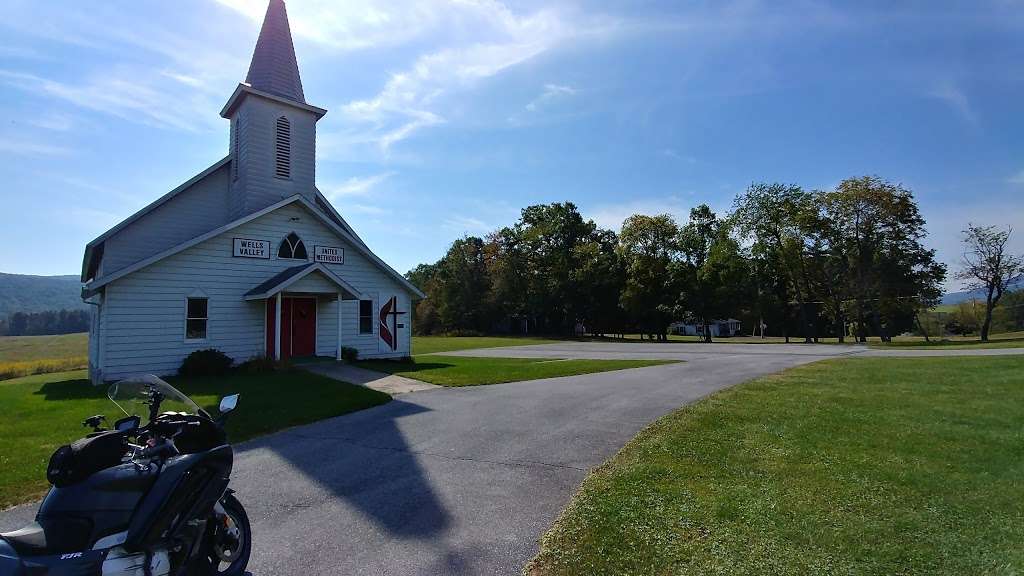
[435,236,489,333]
[819,176,944,342]
[573,228,625,336]
[518,202,599,334]
[675,205,749,342]
[484,227,530,333]
[618,214,679,340]
[732,183,817,342]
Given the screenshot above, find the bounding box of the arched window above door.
[278,232,307,259]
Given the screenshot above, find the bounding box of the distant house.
[670,319,742,338]
[80,0,423,383]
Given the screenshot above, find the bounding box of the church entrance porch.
[265,296,317,361]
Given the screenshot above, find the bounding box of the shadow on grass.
[360,361,455,374]
[884,335,1024,347]
[32,378,101,401]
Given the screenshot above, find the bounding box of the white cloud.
[0,70,222,132]
[585,194,730,231]
[1008,170,1024,185]
[62,206,124,231]
[525,83,577,112]
[0,136,72,157]
[347,203,387,215]
[323,172,395,199]
[442,215,492,234]
[329,3,614,151]
[28,112,75,132]
[660,148,697,163]
[215,0,449,52]
[928,81,979,126]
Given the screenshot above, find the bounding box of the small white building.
[81,0,423,383]
[670,319,742,338]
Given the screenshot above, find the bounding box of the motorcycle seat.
[1,519,92,557]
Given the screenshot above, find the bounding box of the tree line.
[0,309,91,336]
[407,175,1019,342]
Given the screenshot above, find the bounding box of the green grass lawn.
[0,369,389,509]
[527,356,1024,576]
[412,335,561,355]
[360,355,677,386]
[868,330,1024,350]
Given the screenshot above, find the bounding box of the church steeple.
[220,0,326,220]
[245,0,305,103]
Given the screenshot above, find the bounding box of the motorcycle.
[0,375,251,576]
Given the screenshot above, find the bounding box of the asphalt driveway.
[3,342,1019,574]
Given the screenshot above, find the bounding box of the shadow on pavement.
[253,398,453,540]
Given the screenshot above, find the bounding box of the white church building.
[81,0,423,383]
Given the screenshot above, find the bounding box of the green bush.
[179,348,233,378]
[340,346,359,362]
[236,355,278,374]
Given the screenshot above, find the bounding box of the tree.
[517,202,599,334]
[676,205,749,342]
[733,183,817,342]
[618,214,679,340]
[484,227,530,333]
[435,236,490,333]
[818,176,943,342]
[573,228,625,336]
[956,224,1023,341]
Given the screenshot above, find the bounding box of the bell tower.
[220,0,326,219]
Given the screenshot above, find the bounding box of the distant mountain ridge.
[941,277,1024,305]
[0,273,87,318]
[0,271,1017,318]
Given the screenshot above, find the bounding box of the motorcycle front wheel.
[202,493,252,576]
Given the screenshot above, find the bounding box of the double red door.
[266,297,317,360]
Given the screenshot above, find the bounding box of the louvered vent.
[275,116,291,179]
[232,119,240,181]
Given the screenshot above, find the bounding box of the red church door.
[266,297,317,360]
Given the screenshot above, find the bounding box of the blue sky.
[0,0,1021,290]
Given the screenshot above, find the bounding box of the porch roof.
[244,263,364,301]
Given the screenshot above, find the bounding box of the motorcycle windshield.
[108,374,202,418]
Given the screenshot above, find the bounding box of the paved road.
[2,342,1020,575]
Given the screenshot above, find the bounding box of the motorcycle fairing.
[0,538,105,575]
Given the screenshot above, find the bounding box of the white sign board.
[314,245,345,264]
[233,238,270,259]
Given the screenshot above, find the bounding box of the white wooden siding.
[229,95,317,219]
[99,202,411,380]
[102,163,231,277]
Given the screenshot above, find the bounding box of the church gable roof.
[81,156,232,282]
[83,195,425,299]
[245,0,305,104]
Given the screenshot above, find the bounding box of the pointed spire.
[245,0,305,104]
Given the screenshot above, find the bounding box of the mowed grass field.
[0,334,561,380]
[0,333,88,380]
[411,335,560,355]
[360,356,678,386]
[620,331,1024,349]
[527,356,1024,576]
[0,369,389,509]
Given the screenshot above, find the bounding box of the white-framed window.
[278,232,307,260]
[359,299,373,334]
[274,115,291,179]
[186,297,209,341]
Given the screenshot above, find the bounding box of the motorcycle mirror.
[115,415,141,432]
[219,394,240,414]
